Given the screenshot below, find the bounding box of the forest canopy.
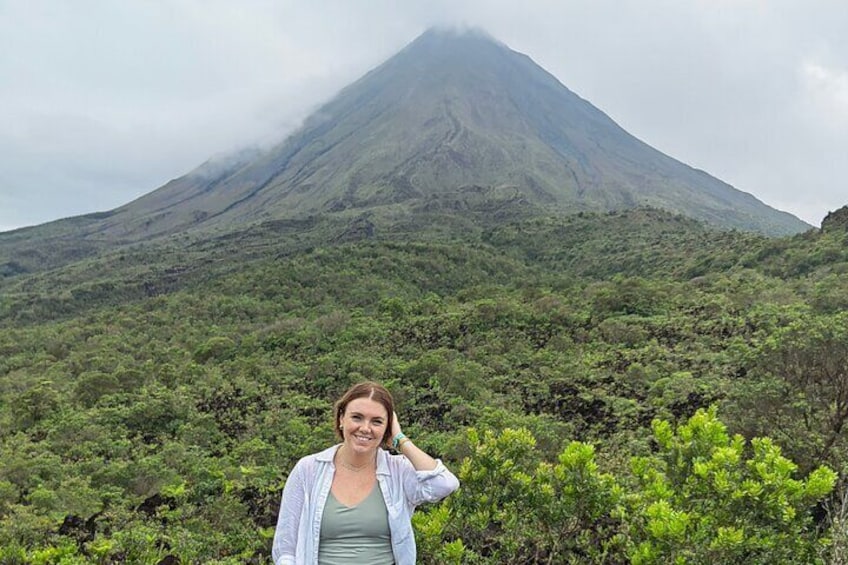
[2,207,848,563]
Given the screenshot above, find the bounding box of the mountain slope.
[90,27,808,237]
[0,28,812,274]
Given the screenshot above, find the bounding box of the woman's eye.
[351,415,362,421]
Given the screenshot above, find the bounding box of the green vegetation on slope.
[1,208,847,563]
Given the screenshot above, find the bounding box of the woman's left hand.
[389,410,438,471]
[392,411,402,438]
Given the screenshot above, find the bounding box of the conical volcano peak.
[380,25,516,81]
[13,27,810,244]
[411,25,504,49]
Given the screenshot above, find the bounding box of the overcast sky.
[2,1,846,232]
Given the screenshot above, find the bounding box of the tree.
[727,312,848,471]
[628,406,836,564]
[417,410,836,564]
[417,427,626,563]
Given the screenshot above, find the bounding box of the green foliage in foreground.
[417,408,836,564]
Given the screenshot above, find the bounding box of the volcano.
[1,27,811,268]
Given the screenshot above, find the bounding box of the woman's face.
[339,397,389,455]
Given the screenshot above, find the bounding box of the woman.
[272,381,459,565]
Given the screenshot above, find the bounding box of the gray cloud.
[1,0,846,231]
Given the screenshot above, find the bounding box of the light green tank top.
[318,484,394,564]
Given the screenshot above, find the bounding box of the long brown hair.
[333,381,395,448]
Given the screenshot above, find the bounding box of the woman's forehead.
[345,397,388,418]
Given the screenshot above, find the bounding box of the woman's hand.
[392,411,403,438]
[390,410,438,471]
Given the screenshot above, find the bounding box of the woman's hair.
[333,381,395,448]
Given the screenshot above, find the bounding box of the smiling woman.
[272,381,459,565]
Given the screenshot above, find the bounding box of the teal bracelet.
[392,432,407,450]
